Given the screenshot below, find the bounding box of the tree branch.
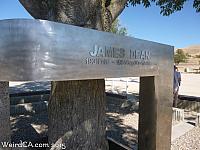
[107,0,128,21]
[19,0,48,19]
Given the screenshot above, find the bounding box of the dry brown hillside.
[177,45,200,72]
[182,45,200,56]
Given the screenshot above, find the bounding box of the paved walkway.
[179,73,200,97]
[105,73,200,97]
[171,122,195,141]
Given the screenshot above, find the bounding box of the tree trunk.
[19,0,123,149]
[47,1,109,149]
[0,82,10,150]
[49,80,108,149]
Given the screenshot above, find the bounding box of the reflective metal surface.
[0,19,173,81]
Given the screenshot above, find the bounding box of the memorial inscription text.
[85,44,151,65]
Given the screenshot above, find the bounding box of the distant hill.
[181,45,200,56]
[176,45,200,71]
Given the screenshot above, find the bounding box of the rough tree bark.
[49,80,107,149]
[19,0,127,149]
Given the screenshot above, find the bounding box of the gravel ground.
[8,80,200,150]
[106,96,200,150]
[171,127,200,150]
[10,111,48,143]
[106,96,139,149]
[10,95,199,150]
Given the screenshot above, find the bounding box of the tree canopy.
[111,18,128,35]
[19,0,200,31]
[127,0,200,16]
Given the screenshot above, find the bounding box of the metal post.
[0,82,10,150]
[138,60,173,150]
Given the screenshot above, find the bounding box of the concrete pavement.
[179,73,200,97]
[171,122,195,141]
[9,73,200,97]
[105,73,200,97]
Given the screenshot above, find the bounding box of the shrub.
[195,55,200,58]
[174,49,188,64]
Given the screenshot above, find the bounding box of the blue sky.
[0,0,199,48]
[120,1,200,48]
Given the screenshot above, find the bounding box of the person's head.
[174,65,179,71]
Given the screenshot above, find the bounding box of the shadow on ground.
[11,112,48,146]
[106,96,139,149]
[10,91,139,149]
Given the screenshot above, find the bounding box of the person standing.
[173,65,181,107]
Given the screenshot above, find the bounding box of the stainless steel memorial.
[0,19,174,150]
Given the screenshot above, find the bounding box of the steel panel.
[0,19,173,81]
